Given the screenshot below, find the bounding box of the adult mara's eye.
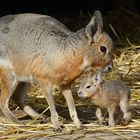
[100,46,107,54]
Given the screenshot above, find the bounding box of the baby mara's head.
[78,72,102,98]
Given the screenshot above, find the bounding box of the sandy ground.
[0,103,140,140]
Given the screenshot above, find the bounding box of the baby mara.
[78,72,131,126]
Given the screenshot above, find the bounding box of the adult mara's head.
[82,10,113,73]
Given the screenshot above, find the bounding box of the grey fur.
[78,72,131,126]
[0,11,113,131]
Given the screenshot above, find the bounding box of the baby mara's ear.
[92,72,102,86]
[85,10,103,44]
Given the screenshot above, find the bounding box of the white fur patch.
[80,56,89,70]
[12,72,34,83]
[17,76,33,83]
[0,59,12,68]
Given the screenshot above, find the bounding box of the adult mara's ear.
[85,10,103,44]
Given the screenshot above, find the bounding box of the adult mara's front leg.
[62,87,81,129]
[39,82,61,132]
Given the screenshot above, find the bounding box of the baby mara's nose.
[78,91,83,97]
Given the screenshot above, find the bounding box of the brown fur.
[0,11,113,131]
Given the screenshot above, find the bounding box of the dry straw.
[0,8,140,139]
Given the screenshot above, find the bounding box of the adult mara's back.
[0,11,113,132]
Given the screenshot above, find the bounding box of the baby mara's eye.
[85,85,91,89]
[100,46,107,54]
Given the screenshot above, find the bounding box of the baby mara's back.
[98,80,130,108]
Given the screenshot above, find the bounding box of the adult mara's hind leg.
[12,82,43,119]
[0,67,20,123]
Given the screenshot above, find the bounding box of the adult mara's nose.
[102,62,113,73]
[107,65,112,72]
